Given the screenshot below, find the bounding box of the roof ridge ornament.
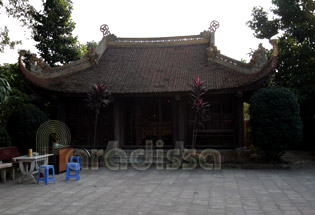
[207,43,220,60]
[30,54,51,73]
[100,24,111,37]
[86,48,99,65]
[249,44,268,67]
[269,39,278,57]
[209,20,220,33]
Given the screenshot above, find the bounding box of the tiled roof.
[19,41,277,95]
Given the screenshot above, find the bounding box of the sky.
[0,0,274,65]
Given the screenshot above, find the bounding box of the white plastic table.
[12,154,53,184]
[0,163,12,182]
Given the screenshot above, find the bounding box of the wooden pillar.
[235,95,244,148]
[177,98,186,143]
[114,101,121,147]
[57,98,66,123]
[172,99,178,144]
[135,100,142,145]
[158,99,162,139]
[113,100,125,147]
[119,101,125,146]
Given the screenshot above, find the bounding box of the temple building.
[19,23,278,150]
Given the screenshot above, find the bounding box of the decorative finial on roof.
[269,39,278,57]
[249,43,268,67]
[100,24,110,36]
[19,50,26,57]
[30,54,51,73]
[209,20,220,33]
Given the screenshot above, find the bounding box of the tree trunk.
[192,115,198,149]
[93,112,98,149]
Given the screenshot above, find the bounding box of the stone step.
[107,149,182,164]
[111,155,173,164]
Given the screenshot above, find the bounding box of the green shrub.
[249,87,302,160]
[7,105,48,154]
[0,126,11,147]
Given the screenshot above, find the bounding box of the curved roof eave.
[18,35,278,95]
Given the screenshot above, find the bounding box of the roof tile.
[20,42,275,94]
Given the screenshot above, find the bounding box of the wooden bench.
[0,146,21,182]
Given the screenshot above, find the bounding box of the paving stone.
[1,167,315,214]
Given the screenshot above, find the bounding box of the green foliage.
[0,63,31,126]
[78,43,88,58]
[0,0,33,52]
[249,87,302,160]
[247,0,315,146]
[0,63,57,126]
[275,36,315,115]
[86,41,98,51]
[0,63,26,90]
[247,0,315,41]
[0,126,11,147]
[78,40,99,57]
[0,26,22,52]
[7,104,48,154]
[243,102,250,118]
[0,73,11,104]
[3,0,34,27]
[247,6,279,39]
[31,0,81,67]
[0,87,32,126]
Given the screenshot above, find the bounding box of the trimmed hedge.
[7,105,48,154]
[0,126,11,147]
[249,87,302,159]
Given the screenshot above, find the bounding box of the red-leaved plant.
[189,76,210,149]
[86,83,111,149]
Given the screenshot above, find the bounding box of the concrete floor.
[0,166,315,215]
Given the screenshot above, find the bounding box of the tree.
[77,40,99,58]
[249,87,302,160]
[247,0,315,147]
[86,41,98,51]
[189,76,210,149]
[86,83,111,149]
[31,0,81,67]
[0,73,11,104]
[0,126,11,147]
[0,63,31,126]
[0,0,34,52]
[7,104,48,154]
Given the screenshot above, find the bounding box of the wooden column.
[114,101,121,147]
[135,100,142,145]
[172,99,178,144]
[235,95,244,148]
[57,98,66,123]
[158,99,162,140]
[119,101,125,146]
[177,99,186,143]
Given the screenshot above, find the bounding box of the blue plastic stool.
[37,165,56,185]
[66,162,80,181]
[70,156,82,170]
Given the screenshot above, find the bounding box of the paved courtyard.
[0,167,315,215]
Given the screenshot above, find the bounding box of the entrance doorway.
[125,98,174,147]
